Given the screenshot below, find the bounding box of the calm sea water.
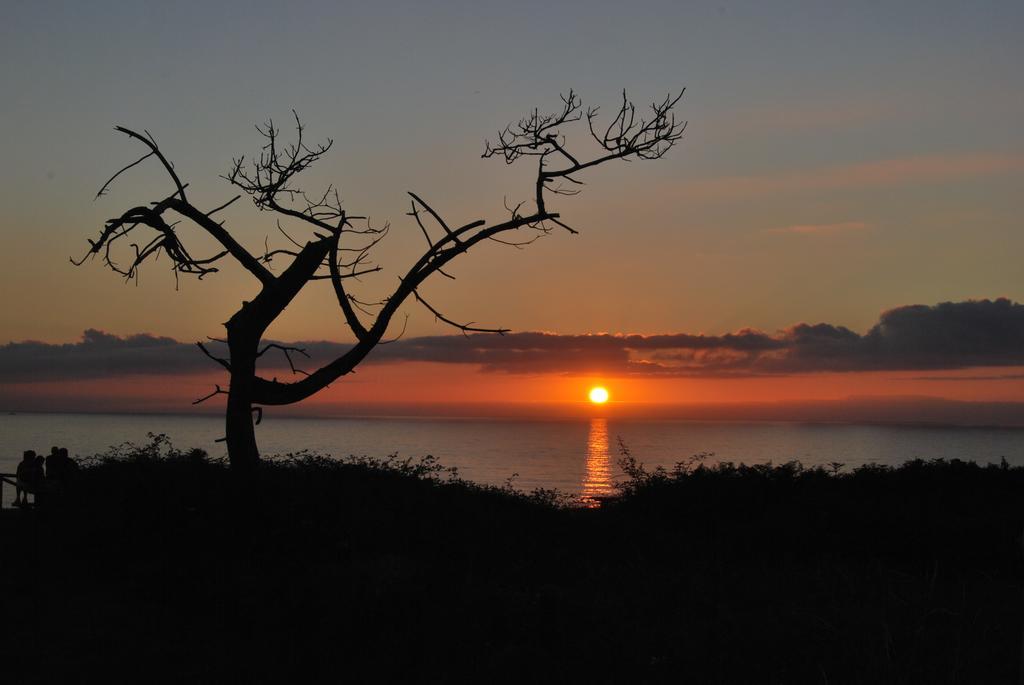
[3,412,1023,506]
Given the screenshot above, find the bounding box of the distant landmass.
[4,396,1023,428]
[301,396,1024,427]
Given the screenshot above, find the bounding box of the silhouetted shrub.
[3,434,1022,684]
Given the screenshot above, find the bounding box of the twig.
[412,289,509,336]
[193,384,227,405]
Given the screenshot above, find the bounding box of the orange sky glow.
[3,362,1022,424]
[1,3,1022,424]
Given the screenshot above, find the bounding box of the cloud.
[0,329,205,381]
[2,299,1023,381]
[742,299,1024,375]
[678,153,1024,203]
[903,373,1024,382]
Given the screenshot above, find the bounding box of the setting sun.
[589,386,610,404]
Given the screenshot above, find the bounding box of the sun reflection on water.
[581,418,614,507]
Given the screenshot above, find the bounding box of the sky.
[1,0,1022,419]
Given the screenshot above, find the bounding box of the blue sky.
[1,0,1022,344]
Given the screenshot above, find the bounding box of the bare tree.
[76,90,685,468]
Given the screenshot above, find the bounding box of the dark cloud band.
[2,299,1022,381]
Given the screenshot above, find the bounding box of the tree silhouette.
[76,90,686,467]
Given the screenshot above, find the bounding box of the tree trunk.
[225,331,260,469]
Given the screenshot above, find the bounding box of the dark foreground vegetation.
[3,436,1023,684]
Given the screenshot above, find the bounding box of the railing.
[0,472,15,507]
[0,472,35,508]
[0,472,77,508]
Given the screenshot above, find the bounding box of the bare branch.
[114,126,189,201]
[327,230,370,341]
[165,197,274,284]
[196,341,231,371]
[257,342,310,376]
[81,127,274,286]
[206,194,241,217]
[548,217,579,235]
[347,294,385,317]
[192,384,227,405]
[81,90,684,462]
[223,112,342,234]
[407,199,456,279]
[484,89,686,216]
[408,192,460,244]
[309,265,382,280]
[413,289,509,336]
[489,233,543,249]
[276,220,303,248]
[94,151,155,200]
[377,313,408,345]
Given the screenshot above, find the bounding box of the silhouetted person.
[45,446,59,480]
[60,447,78,476]
[14,450,37,506]
[33,453,47,505]
[44,446,76,496]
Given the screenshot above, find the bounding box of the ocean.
[3,411,1023,506]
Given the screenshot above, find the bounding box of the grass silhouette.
[3,434,1021,683]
